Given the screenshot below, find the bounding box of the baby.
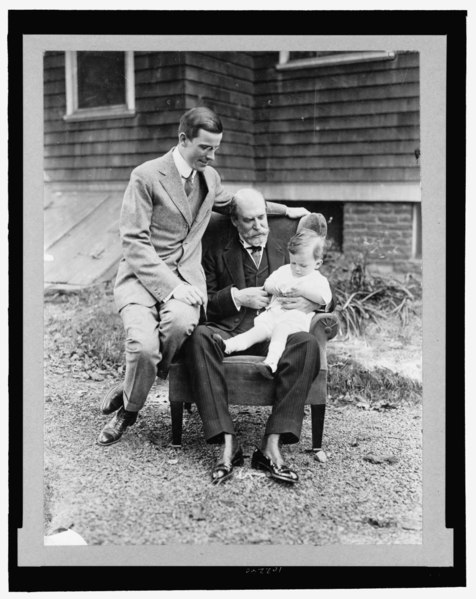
[214,228,332,377]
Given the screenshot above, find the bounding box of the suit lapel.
[158,150,193,226]
[223,235,246,289]
[192,169,213,227]
[266,233,287,272]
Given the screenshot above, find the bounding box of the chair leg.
[170,402,184,447]
[311,404,327,462]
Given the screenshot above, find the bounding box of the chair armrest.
[309,312,339,341]
[308,312,339,371]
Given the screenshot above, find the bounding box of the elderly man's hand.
[285,207,310,219]
[278,295,319,314]
[234,286,271,310]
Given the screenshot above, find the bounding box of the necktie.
[249,246,262,268]
[184,172,194,197]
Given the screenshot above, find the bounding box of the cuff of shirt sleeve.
[164,282,186,303]
[231,287,241,311]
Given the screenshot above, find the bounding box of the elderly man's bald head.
[230,188,269,248]
[230,188,266,218]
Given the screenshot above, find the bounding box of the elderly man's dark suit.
[183,230,321,444]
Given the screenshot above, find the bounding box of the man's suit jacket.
[202,232,289,333]
[114,149,232,312]
[114,149,287,313]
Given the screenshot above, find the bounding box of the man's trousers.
[183,324,320,444]
[120,300,200,412]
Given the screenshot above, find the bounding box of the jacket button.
[234,318,239,323]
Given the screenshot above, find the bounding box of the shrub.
[322,238,422,338]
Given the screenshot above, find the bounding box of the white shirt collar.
[239,236,266,251]
[172,146,195,181]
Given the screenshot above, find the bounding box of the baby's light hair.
[287,229,325,261]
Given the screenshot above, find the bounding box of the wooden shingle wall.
[44,50,420,188]
[44,51,256,187]
[44,51,187,186]
[252,51,420,185]
[182,52,255,184]
[43,50,421,282]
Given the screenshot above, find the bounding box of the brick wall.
[343,202,421,275]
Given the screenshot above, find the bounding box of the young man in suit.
[98,107,308,446]
[183,189,332,484]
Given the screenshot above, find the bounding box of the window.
[64,51,135,120]
[277,50,396,70]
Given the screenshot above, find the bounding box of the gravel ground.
[44,288,422,546]
[44,378,422,546]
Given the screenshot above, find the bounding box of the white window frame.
[277,50,396,70]
[64,50,135,121]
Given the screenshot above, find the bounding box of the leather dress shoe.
[211,446,244,485]
[251,448,298,483]
[100,383,124,415]
[97,407,137,446]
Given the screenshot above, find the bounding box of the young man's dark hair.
[178,106,223,140]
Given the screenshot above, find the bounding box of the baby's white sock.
[223,339,234,355]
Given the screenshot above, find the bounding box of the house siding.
[44,50,257,186]
[43,50,421,278]
[252,51,420,266]
[253,51,420,184]
[44,51,187,185]
[182,52,255,183]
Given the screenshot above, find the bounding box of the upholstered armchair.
[168,212,339,460]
